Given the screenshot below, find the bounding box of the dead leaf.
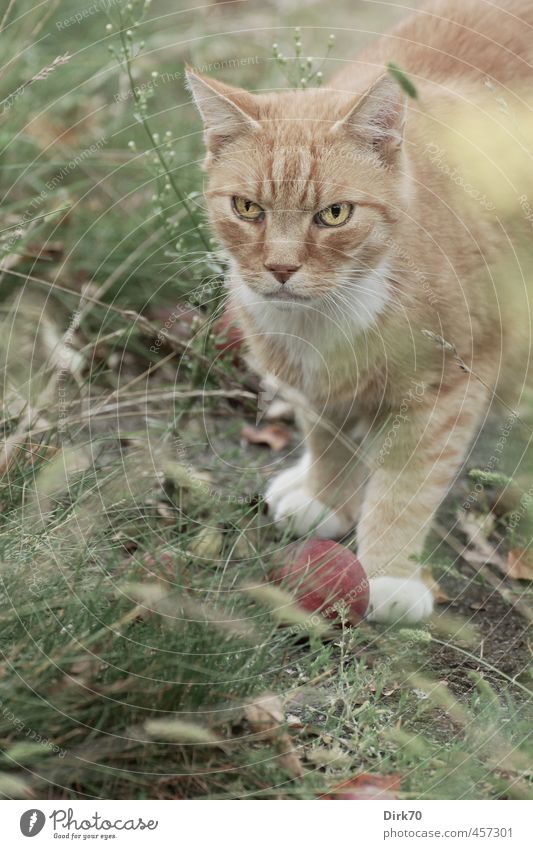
[368,678,400,697]
[458,510,533,583]
[22,240,64,263]
[244,691,304,778]
[241,423,291,452]
[455,510,507,570]
[42,314,85,378]
[244,691,284,736]
[433,521,533,624]
[276,744,305,778]
[326,772,401,800]
[506,549,533,581]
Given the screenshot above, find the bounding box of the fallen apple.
[271,539,369,624]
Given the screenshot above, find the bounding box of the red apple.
[271,539,369,624]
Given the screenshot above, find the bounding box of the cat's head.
[187,69,409,327]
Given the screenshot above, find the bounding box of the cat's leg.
[266,414,367,538]
[359,379,489,624]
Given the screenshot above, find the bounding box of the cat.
[186,0,533,623]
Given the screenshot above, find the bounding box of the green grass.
[0,0,531,800]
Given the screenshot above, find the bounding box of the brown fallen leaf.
[369,680,400,697]
[457,510,501,564]
[23,240,64,263]
[244,691,284,737]
[325,772,402,800]
[241,423,291,452]
[506,549,533,581]
[244,691,304,778]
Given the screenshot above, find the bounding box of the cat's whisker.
[333,282,406,321]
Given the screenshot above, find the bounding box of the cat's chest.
[233,264,393,399]
[246,308,383,405]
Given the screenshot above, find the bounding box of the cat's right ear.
[185,69,260,159]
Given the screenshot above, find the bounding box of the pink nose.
[264,263,301,284]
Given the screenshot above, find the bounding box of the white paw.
[270,487,344,538]
[265,454,311,508]
[367,577,434,624]
[265,455,349,538]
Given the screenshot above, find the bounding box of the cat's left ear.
[332,74,407,165]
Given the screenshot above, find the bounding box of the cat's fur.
[187,0,533,622]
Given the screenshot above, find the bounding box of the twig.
[80,388,256,419]
[0,206,71,236]
[431,636,532,697]
[116,13,210,251]
[0,267,244,389]
[0,54,71,111]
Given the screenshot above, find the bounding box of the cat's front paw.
[265,458,351,538]
[367,576,433,624]
[265,457,309,508]
[269,486,345,538]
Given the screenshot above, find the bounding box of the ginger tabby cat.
[187,0,533,622]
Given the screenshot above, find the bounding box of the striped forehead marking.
[260,145,320,210]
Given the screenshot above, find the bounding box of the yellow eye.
[232,196,264,221]
[315,202,353,227]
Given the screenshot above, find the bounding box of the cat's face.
[188,71,408,327]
